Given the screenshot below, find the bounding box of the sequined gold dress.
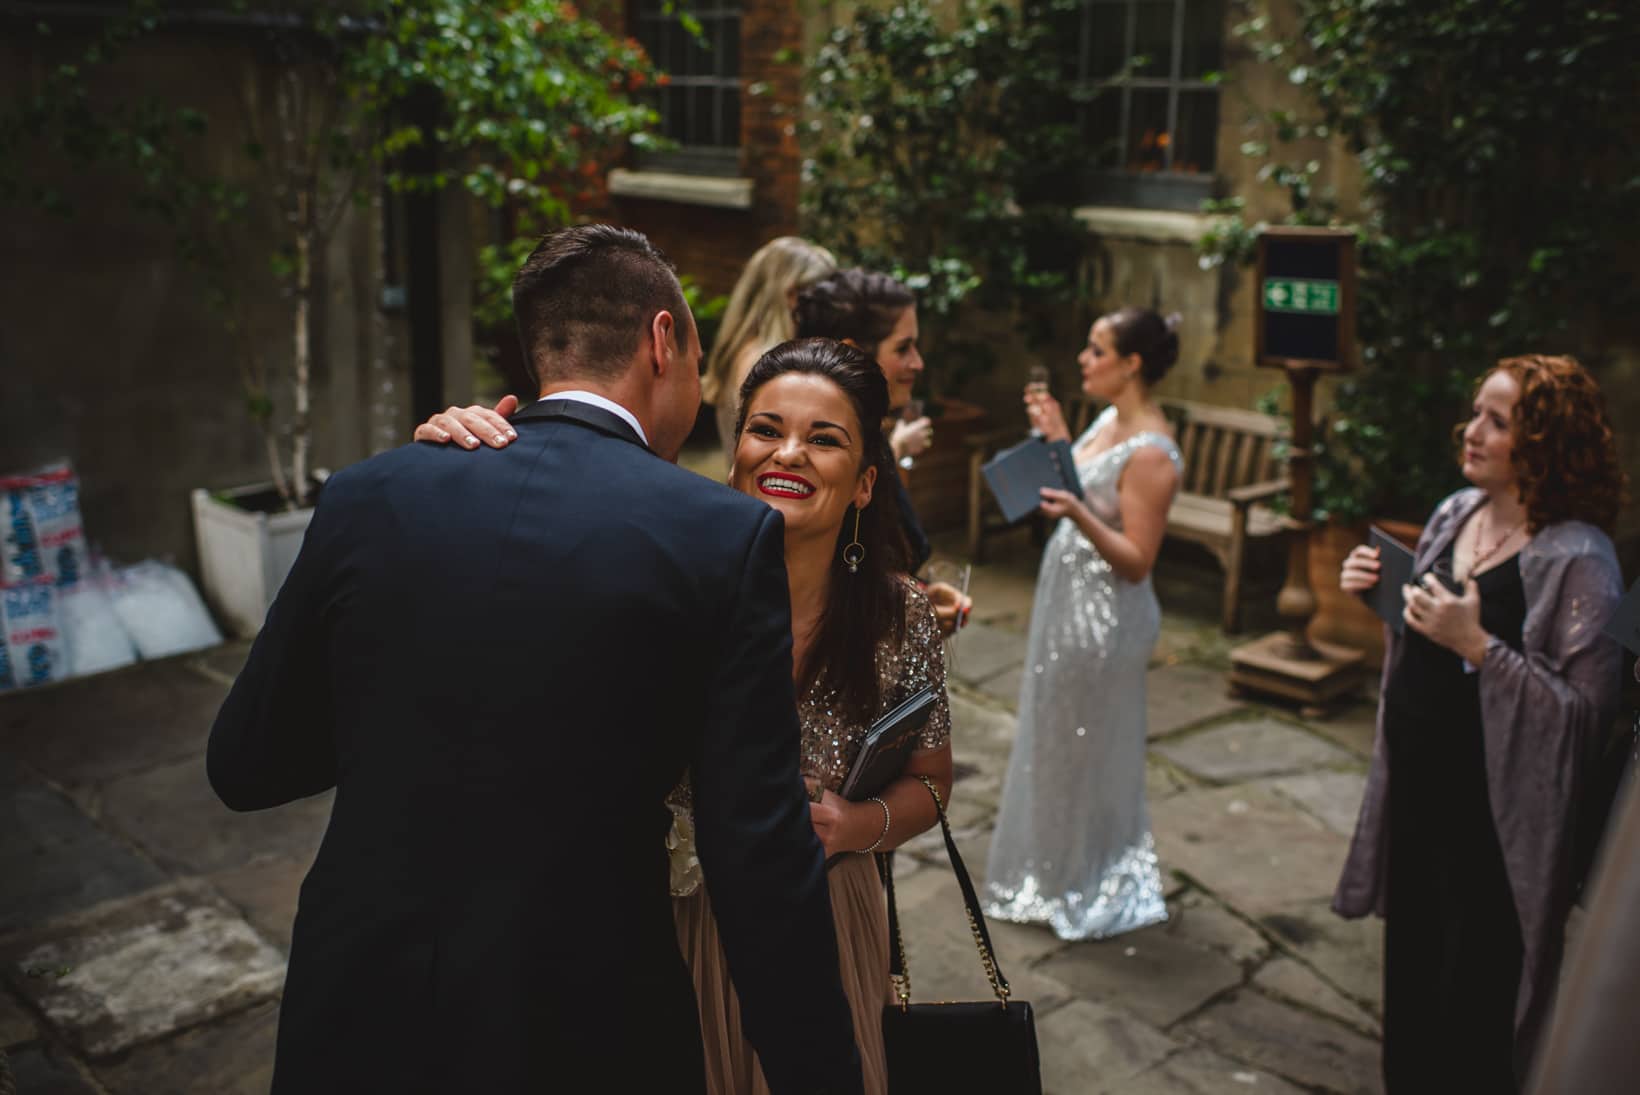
[669,584,951,1095]
[983,406,1180,940]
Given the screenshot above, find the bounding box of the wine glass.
[898,397,926,471]
[1025,366,1051,438]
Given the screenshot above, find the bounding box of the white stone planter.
[190,485,315,638]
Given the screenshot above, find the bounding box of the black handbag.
[878,777,1042,1094]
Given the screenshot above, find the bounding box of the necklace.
[1466,502,1524,579]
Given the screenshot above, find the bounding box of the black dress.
[1381,545,1529,1092]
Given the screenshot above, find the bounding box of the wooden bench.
[966,397,1292,633]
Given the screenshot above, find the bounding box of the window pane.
[1180,0,1225,78]
[722,88,741,149]
[664,87,687,143]
[690,85,716,146]
[1172,89,1218,173]
[1132,0,1176,79]
[1081,87,1123,170]
[666,21,691,78]
[718,16,740,79]
[1126,88,1170,171]
[1085,2,1129,80]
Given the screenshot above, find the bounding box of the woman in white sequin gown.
[983,308,1184,941]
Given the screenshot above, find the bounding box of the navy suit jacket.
[208,400,862,1094]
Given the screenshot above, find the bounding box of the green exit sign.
[1263,278,1340,315]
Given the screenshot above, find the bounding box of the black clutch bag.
[878,777,1042,1094]
[838,686,938,801]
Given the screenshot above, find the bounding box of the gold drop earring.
[842,506,866,574]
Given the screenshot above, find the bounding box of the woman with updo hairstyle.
[1335,353,1626,1089]
[701,237,837,467]
[982,306,1184,941]
[795,267,976,636]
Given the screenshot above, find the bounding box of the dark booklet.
[837,685,938,802]
[1605,578,1640,656]
[1364,525,1417,633]
[981,437,1083,524]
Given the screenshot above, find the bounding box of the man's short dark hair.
[512,225,689,385]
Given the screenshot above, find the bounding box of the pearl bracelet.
[860,796,891,854]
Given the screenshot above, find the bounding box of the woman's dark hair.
[1481,354,1625,533]
[1102,307,1182,386]
[735,338,912,722]
[793,268,916,356]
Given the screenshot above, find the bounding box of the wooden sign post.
[1227,227,1365,715]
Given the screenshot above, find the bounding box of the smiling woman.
[409,335,952,1094]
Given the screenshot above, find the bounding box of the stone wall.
[0,24,429,572]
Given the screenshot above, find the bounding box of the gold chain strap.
[902,775,1010,1007]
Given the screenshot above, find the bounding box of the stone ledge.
[1074,205,1222,245]
[607,168,753,210]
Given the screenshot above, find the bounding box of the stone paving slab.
[1302,697,1378,761]
[0,986,37,1048]
[1256,899,1383,1012]
[2,884,285,1058]
[0,659,225,789]
[945,621,1028,686]
[946,688,1019,763]
[1,759,167,936]
[1145,662,1247,739]
[1167,890,1270,967]
[1109,1046,1308,1095]
[207,855,309,953]
[977,664,1024,708]
[1036,997,1182,1095]
[189,642,251,685]
[1267,769,1369,838]
[1036,908,1245,1029]
[94,999,278,1095]
[1180,988,1383,1095]
[99,754,332,877]
[4,1044,102,1093]
[1252,956,1381,1037]
[1153,717,1356,783]
[1146,757,1195,802]
[1152,784,1349,918]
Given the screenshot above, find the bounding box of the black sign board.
[1255,227,1357,371]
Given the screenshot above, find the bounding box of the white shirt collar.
[546,390,649,446]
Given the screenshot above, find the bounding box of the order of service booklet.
[981,437,1084,524]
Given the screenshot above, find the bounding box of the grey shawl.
[1332,487,1625,1056]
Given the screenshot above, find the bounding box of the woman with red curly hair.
[1335,354,1627,1091]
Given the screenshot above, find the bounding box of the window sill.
[607,169,753,210]
[1073,205,1224,245]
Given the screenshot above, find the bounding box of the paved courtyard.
[2,517,1389,1094]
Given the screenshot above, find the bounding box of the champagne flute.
[898,397,926,471]
[1025,366,1051,438]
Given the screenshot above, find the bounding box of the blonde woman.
[702,237,837,465]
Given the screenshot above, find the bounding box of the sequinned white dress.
[983,407,1179,940]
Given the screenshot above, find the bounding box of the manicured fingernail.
[505,429,517,440]
[436,429,449,440]
[494,434,507,445]
[465,436,478,447]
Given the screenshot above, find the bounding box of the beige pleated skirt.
[673,852,890,1095]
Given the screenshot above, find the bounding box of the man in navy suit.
[208,224,862,1094]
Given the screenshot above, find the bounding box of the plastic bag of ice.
[59,563,139,677]
[108,560,222,659]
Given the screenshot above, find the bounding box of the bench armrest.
[1226,477,1290,507]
